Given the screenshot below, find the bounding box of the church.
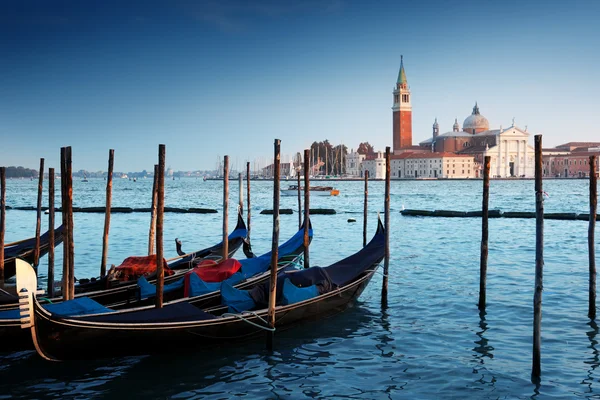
[392,57,536,178]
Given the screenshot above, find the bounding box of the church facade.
[419,104,536,178]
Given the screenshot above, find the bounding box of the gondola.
[0,212,248,311]
[0,221,312,351]
[16,219,382,361]
[2,225,65,279]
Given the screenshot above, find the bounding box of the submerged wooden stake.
[0,167,5,288]
[34,158,44,267]
[100,149,114,277]
[155,145,166,308]
[247,162,251,243]
[66,146,75,300]
[303,149,310,269]
[223,156,230,261]
[479,156,491,311]
[532,134,544,379]
[363,170,369,247]
[148,164,158,255]
[589,155,598,319]
[47,168,55,298]
[267,139,281,351]
[382,147,390,302]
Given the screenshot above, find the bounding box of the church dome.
[463,103,489,134]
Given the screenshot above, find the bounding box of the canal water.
[1,177,598,399]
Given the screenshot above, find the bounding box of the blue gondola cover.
[221,281,255,313]
[138,277,185,300]
[282,278,319,305]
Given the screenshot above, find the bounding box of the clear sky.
[1,0,599,172]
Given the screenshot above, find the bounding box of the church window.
[394,95,399,103]
[447,170,449,175]
[452,170,455,174]
[462,170,465,174]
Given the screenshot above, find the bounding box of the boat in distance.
[281,185,339,196]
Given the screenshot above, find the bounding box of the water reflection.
[582,320,600,396]
[472,311,496,389]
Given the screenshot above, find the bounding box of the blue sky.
[1,0,598,172]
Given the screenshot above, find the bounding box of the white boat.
[280,185,339,197]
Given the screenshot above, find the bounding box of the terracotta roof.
[556,142,600,148]
[390,152,473,160]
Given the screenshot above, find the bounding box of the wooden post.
[479,156,491,311]
[246,162,251,243]
[100,149,114,277]
[60,147,70,300]
[267,139,281,350]
[382,147,391,301]
[239,173,243,215]
[155,145,166,308]
[47,168,55,298]
[532,134,544,379]
[303,149,310,269]
[363,170,369,247]
[34,158,44,267]
[222,156,229,261]
[589,155,598,319]
[297,169,302,230]
[66,146,75,300]
[148,164,158,255]
[0,167,5,288]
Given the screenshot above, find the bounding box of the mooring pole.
[267,139,281,351]
[303,149,310,269]
[239,173,244,215]
[246,162,251,243]
[100,149,114,277]
[47,168,55,298]
[297,168,302,230]
[66,146,75,300]
[479,156,491,311]
[148,164,158,255]
[532,134,544,379]
[60,148,69,300]
[222,155,229,261]
[34,158,44,267]
[589,155,598,319]
[363,170,369,247]
[382,147,391,304]
[155,145,166,308]
[0,167,5,288]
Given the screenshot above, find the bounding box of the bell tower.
[392,55,412,151]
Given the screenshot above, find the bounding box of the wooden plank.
[101,149,114,277]
[479,156,490,311]
[267,138,281,350]
[34,158,44,267]
[155,145,166,308]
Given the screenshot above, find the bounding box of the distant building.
[362,151,387,179]
[542,142,600,177]
[392,56,413,152]
[391,152,476,179]
[262,162,298,178]
[345,149,366,177]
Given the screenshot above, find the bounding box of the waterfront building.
[361,151,387,179]
[390,152,476,179]
[542,142,600,177]
[345,149,366,177]
[419,105,536,178]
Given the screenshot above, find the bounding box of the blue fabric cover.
[221,281,256,313]
[239,228,312,277]
[0,297,115,319]
[45,297,116,316]
[282,278,319,305]
[188,273,221,297]
[0,309,20,320]
[138,277,185,300]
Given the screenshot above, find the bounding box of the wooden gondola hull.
[30,270,376,361]
[0,231,310,352]
[2,225,65,280]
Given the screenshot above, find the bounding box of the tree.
[357,142,375,155]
